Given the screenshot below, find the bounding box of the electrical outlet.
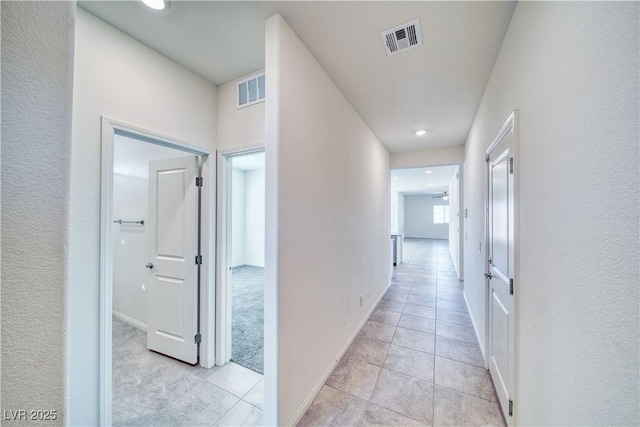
[359,295,363,307]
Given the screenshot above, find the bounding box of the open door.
[146,155,200,364]
[486,113,516,425]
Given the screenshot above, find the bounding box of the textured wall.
[1,2,75,424]
[266,15,391,425]
[464,2,639,424]
[69,9,217,424]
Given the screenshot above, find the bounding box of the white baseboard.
[113,310,147,331]
[462,291,487,367]
[286,280,392,426]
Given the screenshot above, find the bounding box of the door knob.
[484,272,493,279]
[145,263,154,269]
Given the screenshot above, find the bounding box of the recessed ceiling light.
[142,0,167,10]
[430,183,434,186]
[415,130,427,136]
[425,170,432,174]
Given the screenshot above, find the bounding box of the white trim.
[99,116,214,426]
[112,310,147,331]
[216,143,266,366]
[485,111,516,156]
[286,281,392,427]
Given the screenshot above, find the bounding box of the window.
[433,205,449,224]
[237,73,265,108]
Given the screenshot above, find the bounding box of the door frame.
[484,110,518,422]
[99,117,215,426]
[215,143,265,365]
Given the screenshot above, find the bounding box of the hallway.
[298,238,505,426]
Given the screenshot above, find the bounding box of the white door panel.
[491,152,510,278]
[147,156,199,365]
[486,113,516,425]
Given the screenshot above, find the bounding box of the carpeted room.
[229,151,266,374]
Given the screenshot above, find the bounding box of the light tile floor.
[298,238,506,427]
[112,318,264,426]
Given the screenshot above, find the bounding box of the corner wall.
[69,8,217,425]
[1,2,75,423]
[463,2,639,424]
[266,15,391,425]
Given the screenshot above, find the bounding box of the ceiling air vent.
[381,19,422,56]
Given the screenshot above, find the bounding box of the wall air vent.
[237,73,265,109]
[380,19,422,56]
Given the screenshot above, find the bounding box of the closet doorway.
[217,148,266,375]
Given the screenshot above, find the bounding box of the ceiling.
[78,1,516,154]
[391,165,457,196]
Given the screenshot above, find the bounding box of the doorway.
[113,134,203,364]
[100,118,215,426]
[217,149,266,375]
[390,164,463,279]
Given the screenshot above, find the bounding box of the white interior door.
[486,115,516,425]
[147,155,200,364]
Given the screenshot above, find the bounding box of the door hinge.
[196,177,203,187]
[488,257,493,265]
[194,333,201,344]
[485,154,490,162]
[508,399,513,416]
[509,278,514,295]
[195,254,203,265]
[509,157,514,174]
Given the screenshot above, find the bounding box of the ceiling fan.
[432,191,449,201]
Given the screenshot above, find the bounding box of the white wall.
[390,145,464,169]
[397,193,405,235]
[112,173,147,325]
[463,2,639,425]
[390,191,406,235]
[448,166,461,278]
[266,15,391,425]
[404,195,449,239]
[244,168,266,267]
[1,2,75,422]
[231,167,265,268]
[69,8,217,425]
[217,70,265,151]
[390,190,398,232]
[231,168,246,267]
